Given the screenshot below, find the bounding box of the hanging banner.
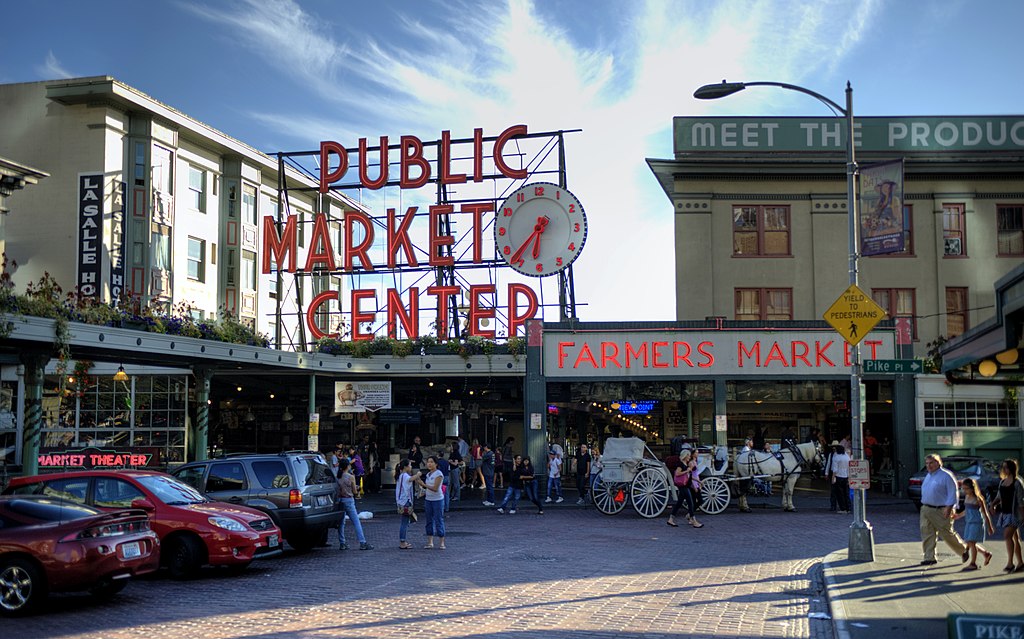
[860,159,905,256]
[110,179,126,301]
[334,381,392,413]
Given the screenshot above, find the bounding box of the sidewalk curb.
[823,550,853,639]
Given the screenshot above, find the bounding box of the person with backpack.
[545,447,564,503]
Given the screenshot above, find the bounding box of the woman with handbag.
[395,459,417,550]
[667,451,702,528]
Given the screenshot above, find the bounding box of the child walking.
[955,477,994,570]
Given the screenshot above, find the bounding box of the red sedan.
[5,470,282,579]
[0,495,159,615]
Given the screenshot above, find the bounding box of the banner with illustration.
[334,381,392,413]
[860,159,905,256]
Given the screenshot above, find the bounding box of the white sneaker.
[576,498,585,505]
[482,501,494,506]
[544,497,552,503]
[509,510,516,514]
[496,507,504,514]
[556,497,564,503]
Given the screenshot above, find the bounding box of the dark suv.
[172,452,337,551]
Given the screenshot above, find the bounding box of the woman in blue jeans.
[395,459,416,549]
[337,459,373,550]
[414,455,446,549]
[519,456,544,514]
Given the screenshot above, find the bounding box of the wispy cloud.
[37,51,73,79]
[181,0,882,321]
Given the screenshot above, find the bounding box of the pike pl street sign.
[823,284,887,346]
[863,359,923,374]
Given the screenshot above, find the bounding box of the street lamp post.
[694,80,875,562]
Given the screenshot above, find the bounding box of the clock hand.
[510,228,542,266]
[531,216,549,259]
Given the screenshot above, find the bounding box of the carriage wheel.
[630,467,670,518]
[699,476,730,515]
[592,474,628,515]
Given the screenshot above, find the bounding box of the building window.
[945,287,968,338]
[924,401,1018,428]
[242,185,258,226]
[188,165,205,212]
[732,205,790,256]
[134,142,147,187]
[241,251,256,290]
[872,288,916,339]
[187,237,205,282]
[734,288,792,321]
[942,203,966,257]
[997,205,1024,256]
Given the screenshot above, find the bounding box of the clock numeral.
[503,207,513,217]
[534,186,545,196]
[535,263,544,272]
[556,257,563,267]
[556,190,560,200]
[573,222,580,232]
[498,227,506,236]
[514,258,525,268]
[503,246,511,255]
[516,193,525,203]
[569,204,575,213]
[568,242,576,251]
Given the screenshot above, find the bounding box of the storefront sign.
[334,381,392,413]
[543,329,896,378]
[110,179,126,300]
[38,447,153,469]
[268,125,546,342]
[948,613,1024,639]
[675,116,1024,153]
[77,173,103,299]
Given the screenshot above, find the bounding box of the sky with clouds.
[2,0,1023,325]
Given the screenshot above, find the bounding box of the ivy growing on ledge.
[0,256,270,348]
[314,334,526,360]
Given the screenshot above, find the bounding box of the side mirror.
[131,498,156,512]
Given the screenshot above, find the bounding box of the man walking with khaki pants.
[919,454,968,566]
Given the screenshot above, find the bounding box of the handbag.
[398,503,417,522]
[673,470,690,488]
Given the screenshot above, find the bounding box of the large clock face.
[494,182,588,277]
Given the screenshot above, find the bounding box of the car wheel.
[89,579,128,599]
[0,557,45,616]
[165,535,203,580]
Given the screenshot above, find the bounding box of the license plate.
[268,534,279,548]
[316,495,331,507]
[121,542,141,559]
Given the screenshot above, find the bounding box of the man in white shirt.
[919,454,968,566]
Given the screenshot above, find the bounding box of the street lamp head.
[694,81,746,100]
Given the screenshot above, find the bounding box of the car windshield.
[943,459,982,475]
[135,475,209,505]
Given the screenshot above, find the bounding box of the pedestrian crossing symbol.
[823,284,887,346]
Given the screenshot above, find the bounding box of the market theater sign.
[263,125,543,341]
[543,330,897,377]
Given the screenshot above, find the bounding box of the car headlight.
[208,516,247,532]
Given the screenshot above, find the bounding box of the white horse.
[734,441,822,512]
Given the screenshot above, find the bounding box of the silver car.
[906,455,1001,509]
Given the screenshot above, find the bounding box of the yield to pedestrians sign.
[823,284,887,346]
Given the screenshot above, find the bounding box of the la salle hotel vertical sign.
[77,173,103,299]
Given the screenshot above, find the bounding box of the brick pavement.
[1,489,922,639]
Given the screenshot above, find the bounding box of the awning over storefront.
[940,262,1024,383]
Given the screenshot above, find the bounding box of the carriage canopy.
[600,437,647,461]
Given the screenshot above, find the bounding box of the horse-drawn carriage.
[591,437,822,517]
[591,437,732,518]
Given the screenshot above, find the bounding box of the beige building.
[649,116,1024,356]
[0,77,364,348]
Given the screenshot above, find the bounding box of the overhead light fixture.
[996,348,1019,366]
[446,388,451,394]
[113,366,129,382]
[237,386,243,392]
[978,360,998,377]
[429,381,434,387]
[281,406,294,422]
[269,393,276,399]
